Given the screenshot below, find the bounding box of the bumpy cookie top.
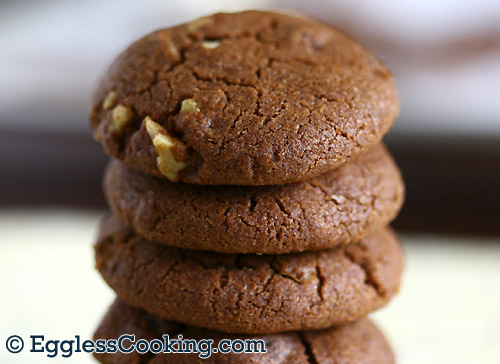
[95,215,403,334]
[90,10,399,185]
[104,145,405,254]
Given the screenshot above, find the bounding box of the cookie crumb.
[102,91,118,110]
[181,99,200,113]
[110,105,134,132]
[144,117,188,181]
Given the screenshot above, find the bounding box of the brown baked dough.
[93,299,395,364]
[104,144,404,254]
[95,215,404,334]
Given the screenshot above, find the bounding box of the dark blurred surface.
[1,127,499,236]
[0,129,106,208]
[385,134,500,236]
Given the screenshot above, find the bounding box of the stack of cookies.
[90,11,405,364]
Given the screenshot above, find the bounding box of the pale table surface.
[0,210,499,364]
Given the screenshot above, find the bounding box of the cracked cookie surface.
[105,144,404,254]
[94,299,395,364]
[95,215,403,334]
[90,10,399,185]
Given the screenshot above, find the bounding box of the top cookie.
[90,10,399,185]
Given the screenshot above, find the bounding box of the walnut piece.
[110,105,134,132]
[329,195,346,204]
[93,128,102,142]
[102,91,117,110]
[202,40,220,49]
[165,37,180,58]
[186,16,211,34]
[181,99,200,113]
[144,117,188,181]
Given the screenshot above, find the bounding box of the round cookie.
[95,215,404,334]
[105,144,404,254]
[90,10,399,185]
[94,299,395,364]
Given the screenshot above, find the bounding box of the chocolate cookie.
[94,299,395,364]
[90,10,399,185]
[95,215,403,334]
[105,144,404,254]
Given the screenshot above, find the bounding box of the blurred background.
[0,1,499,364]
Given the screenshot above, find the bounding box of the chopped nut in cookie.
[165,37,180,59]
[144,117,188,181]
[186,16,211,34]
[181,99,200,113]
[202,40,220,49]
[110,105,134,132]
[329,195,346,204]
[102,91,117,110]
[93,128,102,142]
